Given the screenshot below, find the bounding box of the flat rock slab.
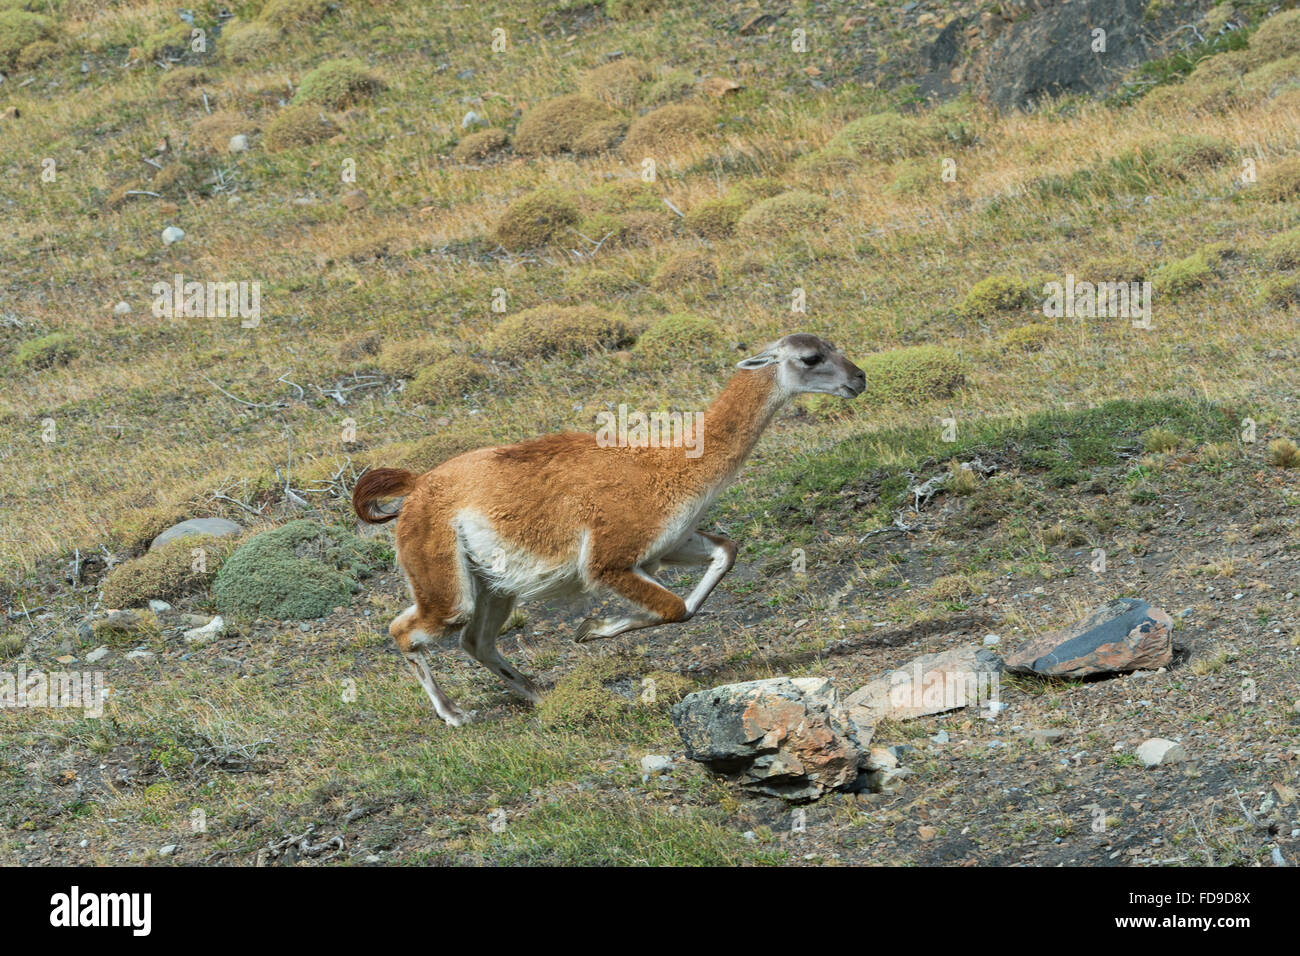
[150,517,242,551]
[671,677,867,802]
[844,647,1004,723]
[1005,598,1173,679]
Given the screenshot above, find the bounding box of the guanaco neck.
[681,367,787,491]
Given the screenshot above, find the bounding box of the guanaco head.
[736,333,866,399]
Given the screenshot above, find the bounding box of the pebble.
[85,646,110,664]
[159,844,177,856]
[161,225,184,246]
[183,615,224,644]
[1026,728,1066,743]
[865,747,899,770]
[930,730,949,744]
[639,754,673,778]
[148,600,172,613]
[112,301,131,316]
[1135,738,1188,768]
[228,134,249,152]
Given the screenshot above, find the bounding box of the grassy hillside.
[2,0,1299,865]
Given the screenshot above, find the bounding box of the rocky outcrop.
[1005,598,1173,678]
[918,0,1214,109]
[671,677,873,801]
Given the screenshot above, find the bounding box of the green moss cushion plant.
[212,520,388,620]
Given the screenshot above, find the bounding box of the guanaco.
[353,333,866,725]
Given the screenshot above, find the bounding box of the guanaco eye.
[800,354,823,367]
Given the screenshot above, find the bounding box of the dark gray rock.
[921,0,1209,109]
[671,677,869,802]
[1005,597,1174,678]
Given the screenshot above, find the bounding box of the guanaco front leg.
[576,531,736,643]
[662,530,737,617]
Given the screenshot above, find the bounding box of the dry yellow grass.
[0,0,1296,588]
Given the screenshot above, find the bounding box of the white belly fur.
[454,480,730,602]
[454,509,587,601]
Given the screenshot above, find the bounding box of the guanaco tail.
[352,333,866,726]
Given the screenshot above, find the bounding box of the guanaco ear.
[737,350,777,370]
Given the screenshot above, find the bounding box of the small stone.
[125,650,155,661]
[158,844,177,857]
[228,133,249,152]
[930,729,949,744]
[112,301,132,316]
[1135,738,1188,768]
[738,12,776,35]
[101,609,148,633]
[161,225,185,246]
[700,76,743,97]
[1026,728,1067,744]
[183,615,224,645]
[639,754,673,778]
[148,600,173,613]
[864,747,898,771]
[85,646,110,664]
[983,634,1001,646]
[918,825,937,841]
[861,766,910,794]
[461,110,484,129]
[299,622,311,632]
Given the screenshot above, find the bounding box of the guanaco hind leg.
[459,586,541,704]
